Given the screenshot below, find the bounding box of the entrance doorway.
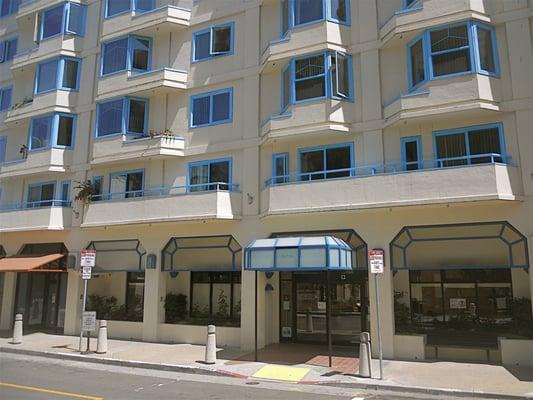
[280,271,368,345]
[15,272,67,332]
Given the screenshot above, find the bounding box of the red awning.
[0,254,65,272]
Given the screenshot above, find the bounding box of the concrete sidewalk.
[1,333,532,399]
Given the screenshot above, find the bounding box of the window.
[40,2,86,40]
[105,0,155,18]
[0,86,12,111]
[407,21,499,89]
[35,57,80,94]
[282,51,352,109]
[109,170,144,199]
[299,143,353,181]
[282,0,350,34]
[96,97,148,137]
[403,0,417,9]
[281,0,289,37]
[329,0,349,23]
[190,88,232,128]
[0,0,20,16]
[272,153,289,184]
[29,113,76,150]
[101,35,151,75]
[190,272,241,325]
[188,158,231,192]
[0,136,6,163]
[401,136,422,171]
[27,182,55,208]
[60,180,71,202]
[434,123,504,167]
[0,37,17,63]
[192,22,234,62]
[126,272,145,316]
[91,176,103,201]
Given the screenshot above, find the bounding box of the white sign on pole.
[81,266,92,280]
[369,249,384,274]
[82,311,97,332]
[80,250,96,267]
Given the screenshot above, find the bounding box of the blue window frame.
[272,153,289,184]
[282,51,353,109]
[0,37,17,63]
[188,158,232,192]
[60,180,71,202]
[0,86,12,111]
[29,113,76,150]
[109,169,144,199]
[0,136,6,163]
[407,21,499,89]
[192,22,234,62]
[105,0,155,18]
[27,181,56,207]
[400,136,422,171]
[281,0,350,37]
[91,175,104,201]
[190,88,232,128]
[39,2,87,40]
[433,123,506,167]
[403,0,418,9]
[96,97,149,137]
[298,142,354,181]
[101,35,151,75]
[0,0,19,17]
[35,57,80,94]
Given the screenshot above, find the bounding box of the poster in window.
[281,326,292,338]
[496,297,507,310]
[449,298,467,309]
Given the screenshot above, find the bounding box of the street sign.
[80,250,96,267]
[369,249,384,274]
[82,311,97,332]
[81,266,92,280]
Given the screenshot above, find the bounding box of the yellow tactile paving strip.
[252,365,310,382]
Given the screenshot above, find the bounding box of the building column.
[142,255,165,342]
[64,270,82,335]
[0,273,17,330]
[240,270,266,351]
[530,236,533,317]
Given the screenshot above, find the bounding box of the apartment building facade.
[0,0,532,364]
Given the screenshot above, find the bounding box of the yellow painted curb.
[252,365,310,382]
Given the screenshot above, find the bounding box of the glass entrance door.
[296,279,327,343]
[27,274,46,328]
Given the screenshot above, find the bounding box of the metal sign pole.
[375,274,383,380]
[79,278,88,352]
[369,249,384,380]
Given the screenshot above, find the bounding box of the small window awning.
[244,236,353,271]
[0,254,65,272]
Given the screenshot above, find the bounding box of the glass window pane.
[42,5,64,39]
[212,282,231,318]
[0,87,12,111]
[191,281,210,318]
[209,160,230,190]
[62,59,78,89]
[300,248,326,268]
[41,183,55,202]
[135,0,153,12]
[212,92,230,122]
[281,0,289,36]
[282,66,291,109]
[28,186,41,202]
[300,150,324,180]
[61,182,70,201]
[330,0,347,22]
[333,53,349,98]
[436,133,467,167]
[31,116,53,149]
[430,26,468,52]
[126,171,143,197]
[410,39,425,86]
[110,173,127,197]
[194,31,211,61]
[1,0,10,16]
[126,272,144,320]
[212,25,231,54]
[131,38,150,71]
[189,164,208,192]
[295,55,324,79]
[468,127,501,164]
[0,137,6,163]
[67,3,84,35]
[250,250,274,269]
[5,38,17,61]
[477,26,495,73]
[432,49,471,76]
[102,38,128,75]
[37,59,59,93]
[411,283,444,325]
[127,99,146,134]
[192,96,210,126]
[326,146,351,178]
[57,115,73,146]
[295,77,325,101]
[294,0,323,25]
[404,140,419,170]
[98,99,124,136]
[107,0,130,16]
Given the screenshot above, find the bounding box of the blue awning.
[244,236,353,271]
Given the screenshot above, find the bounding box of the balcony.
[82,184,242,228]
[0,148,73,178]
[101,5,191,41]
[0,201,72,232]
[91,134,185,166]
[5,91,76,124]
[17,0,81,18]
[383,74,501,128]
[11,36,82,70]
[260,157,522,216]
[96,68,187,101]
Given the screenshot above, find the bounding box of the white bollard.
[11,314,23,345]
[358,332,372,378]
[96,320,108,354]
[204,325,216,364]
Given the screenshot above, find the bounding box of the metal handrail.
[0,199,72,212]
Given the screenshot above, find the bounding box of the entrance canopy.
[245,236,353,271]
[0,254,65,272]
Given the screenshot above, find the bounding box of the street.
[0,353,467,400]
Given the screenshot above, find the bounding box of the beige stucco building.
[0,0,532,366]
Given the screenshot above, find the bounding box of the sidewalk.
[1,333,532,399]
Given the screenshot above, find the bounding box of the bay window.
[0,0,19,16]
[299,143,353,181]
[29,113,76,150]
[39,2,86,40]
[408,21,499,89]
[188,158,231,192]
[105,0,155,18]
[281,0,350,35]
[434,123,505,167]
[101,35,151,75]
[109,170,144,199]
[192,22,234,62]
[96,97,148,137]
[35,57,80,94]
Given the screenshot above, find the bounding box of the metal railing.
[0,199,71,212]
[266,153,509,186]
[90,182,239,202]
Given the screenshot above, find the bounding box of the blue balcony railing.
[90,182,239,202]
[266,153,510,186]
[0,199,71,212]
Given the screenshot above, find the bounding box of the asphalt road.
[0,353,465,400]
